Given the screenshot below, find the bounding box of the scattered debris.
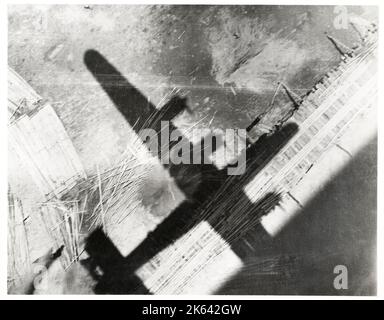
[45,43,65,61]
[8,67,42,122]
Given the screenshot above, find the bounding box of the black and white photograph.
[4,2,380,298]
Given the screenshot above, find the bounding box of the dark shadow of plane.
[83,49,298,294]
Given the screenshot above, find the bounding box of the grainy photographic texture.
[7,5,377,295]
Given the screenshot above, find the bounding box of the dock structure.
[252,28,377,235]
[8,68,87,200]
[8,68,88,284]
